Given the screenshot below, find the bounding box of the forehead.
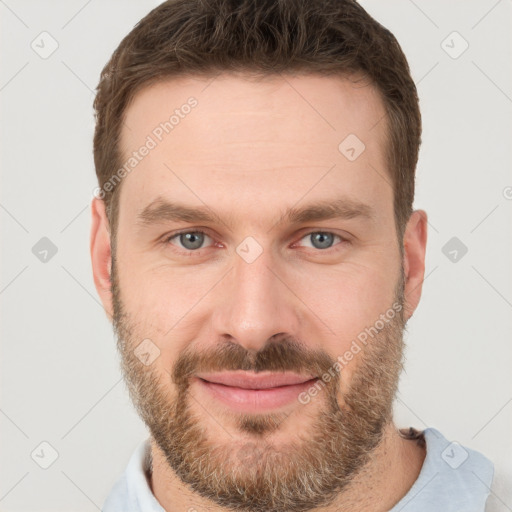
[117,72,390,226]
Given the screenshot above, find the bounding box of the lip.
[194,371,318,412]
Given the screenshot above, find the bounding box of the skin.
[91,72,428,511]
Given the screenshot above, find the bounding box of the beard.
[111,258,407,512]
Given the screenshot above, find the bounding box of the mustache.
[172,335,336,390]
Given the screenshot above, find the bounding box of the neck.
[320,424,426,511]
[149,423,426,512]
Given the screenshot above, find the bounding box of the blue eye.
[299,232,344,250]
[167,230,212,251]
[163,229,347,254]
[308,232,336,249]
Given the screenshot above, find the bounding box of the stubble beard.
[111,258,406,512]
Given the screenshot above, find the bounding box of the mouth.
[194,371,319,412]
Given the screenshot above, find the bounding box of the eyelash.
[162,229,350,254]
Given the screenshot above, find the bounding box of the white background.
[1,1,511,510]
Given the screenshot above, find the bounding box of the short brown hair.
[93,0,421,247]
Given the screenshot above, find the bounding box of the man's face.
[105,73,414,511]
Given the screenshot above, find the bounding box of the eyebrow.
[135,196,376,230]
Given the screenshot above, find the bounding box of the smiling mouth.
[194,371,319,412]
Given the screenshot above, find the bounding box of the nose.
[210,244,302,353]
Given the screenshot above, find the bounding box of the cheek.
[116,242,206,323]
[291,264,395,352]
[116,263,217,369]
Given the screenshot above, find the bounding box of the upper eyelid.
[165,228,213,242]
[295,232,344,243]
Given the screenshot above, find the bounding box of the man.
[90,0,494,510]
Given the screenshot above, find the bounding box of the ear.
[90,197,113,321]
[402,209,428,321]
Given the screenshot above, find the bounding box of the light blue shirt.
[102,427,494,511]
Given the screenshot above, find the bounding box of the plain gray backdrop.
[1,1,511,510]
